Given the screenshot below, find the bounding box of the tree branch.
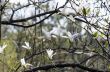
[1,9,59,24]
[1,13,54,28]
[24,63,109,72]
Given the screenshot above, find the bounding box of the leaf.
[100,33,105,37]
[82,7,87,16]
[105,41,108,48]
[93,32,98,38]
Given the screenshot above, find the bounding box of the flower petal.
[25,42,29,47]
[2,44,7,49]
[20,58,26,65]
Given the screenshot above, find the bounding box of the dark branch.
[24,63,109,72]
[1,13,54,28]
[1,9,59,24]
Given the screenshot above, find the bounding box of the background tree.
[1,0,110,72]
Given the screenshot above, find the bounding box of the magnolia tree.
[1,0,110,72]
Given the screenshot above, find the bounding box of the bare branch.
[1,13,54,28]
[24,63,109,72]
[1,9,59,23]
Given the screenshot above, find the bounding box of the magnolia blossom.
[66,31,81,42]
[42,26,67,40]
[50,26,66,37]
[20,58,32,67]
[0,44,7,53]
[21,58,26,65]
[46,49,56,59]
[22,42,31,49]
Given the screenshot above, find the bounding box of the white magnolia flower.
[46,49,56,59]
[50,27,61,36]
[0,44,7,53]
[66,32,74,42]
[22,42,31,49]
[20,58,32,67]
[66,31,81,42]
[50,26,66,37]
[21,58,26,65]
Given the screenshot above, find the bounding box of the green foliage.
[0,39,18,71]
[82,7,87,16]
[105,41,108,48]
[93,32,98,38]
[82,7,90,16]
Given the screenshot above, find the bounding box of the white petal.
[26,63,33,66]
[0,44,7,53]
[20,58,33,67]
[25,42,29,47]
[22,45,28,49]
[2,44,7,49]
[67,31,72,37]
[61,36,68,38]
[22,42,31,49]
[72,33,79,38]
[27,47,31,49]
[51,35,57,38]
[46,49,54,59]
[20,58,26,65]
